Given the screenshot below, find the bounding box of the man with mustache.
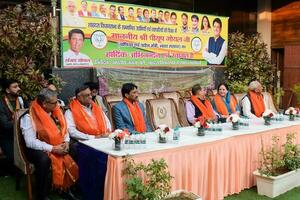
[0,79,25,173]
[113,83,151,133]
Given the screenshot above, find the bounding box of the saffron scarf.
[248,91,265,117]
[30,100,78,190]
[190,95,215,120]
[214,93,237,116]
[123,98,147,132]
[4,95,20,119]
[69,99,108,135]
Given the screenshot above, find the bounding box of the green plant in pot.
[254,133,300,198]
[123,157,173,200]
[225,32,275,92]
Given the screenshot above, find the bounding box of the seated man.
[84,81,108,116]
[185,84,218,124]
[0,79,26,173]
[241,80,266,119]
[113,83,151,133]
[21,88,78,200]
[65,85,111,158]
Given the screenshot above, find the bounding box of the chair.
[146,98,181,130]
[233,93,246,104]
[263,92,278,113]
[103,94,122,108]
[107,101,120,131]
[178,98,190,127]
[159,91,182,108]
[138,93,157,109]
[14,109,33,200]
[184,90,192,98]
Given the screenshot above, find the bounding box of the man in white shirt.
[241,80,267,119]
[202,18,227,65]
[98,4,108,19]
[21,89,77,200]
[63,29,93,68]
[62,0,85,27]
[65,85,111,159]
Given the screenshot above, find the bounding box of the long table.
[79,118,300,200]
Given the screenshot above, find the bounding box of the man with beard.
[113,83,151,133]
[65,85,111,160]
[0,79,26,172]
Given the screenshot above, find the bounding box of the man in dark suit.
[112,83,151,133]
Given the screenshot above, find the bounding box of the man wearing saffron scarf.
[241,80,266,119]
[21,88,78,200]
[65,85,111,160]
[185,84,218,124]
[0,79,25,174]
[113,83,151,133]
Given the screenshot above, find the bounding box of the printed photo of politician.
[63,29,93,67]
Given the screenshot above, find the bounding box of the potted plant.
[285,107,298,121]
[225,32,275,93]
[109,129,130,151]
[253,133,300,198]
[155,125,173,143]
[262,109,275,125]
[291,83,300,107]
[122,157,173,200]
[193,116,208,136]
[226,114,240,130]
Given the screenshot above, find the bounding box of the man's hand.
[52,144,67,155]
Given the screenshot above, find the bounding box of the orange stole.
[123,98,147,132]
[214,94,237,115]
[248,91,265,117]
[190,95,215,120]
[30,100,78,189]
[69,99,108,135]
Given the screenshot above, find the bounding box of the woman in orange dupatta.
[186,84,217,124]
[212,83,239,122]
[30,99,78,190]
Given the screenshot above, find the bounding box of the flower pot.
[159,135,167,143]
[197,127,205,136]
[289,114,295,121]
[253,169,300,198]
[232,122,239,130]
[114,140,121,151]
[264,117,271,125]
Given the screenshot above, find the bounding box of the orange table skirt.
[104,125,300,200]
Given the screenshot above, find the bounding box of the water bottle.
[173,126,180,143]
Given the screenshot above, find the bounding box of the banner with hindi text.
[61,0,229,68]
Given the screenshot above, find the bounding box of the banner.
[61,0,229,68]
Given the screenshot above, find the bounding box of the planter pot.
[159,135,167,143]
[289,114,295,121]
[263,117,271,125]
[164,190,202,200]
[114,140,121,151]
[232,122,239,130]
[197,127,205,136]
[253,169,300,198]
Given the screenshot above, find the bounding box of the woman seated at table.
[185,84,218,125]
[212,83,239,122]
